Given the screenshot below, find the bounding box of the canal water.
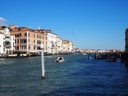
[0,54,128,96]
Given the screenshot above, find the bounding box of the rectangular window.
[24,45,27,49]
[25,33,27,36]
[37,40,41,44]
[19,33,22,37]
[24,39,27,43]
[3,48,5,52]
[17,39,19,43]
[34,45,36,50]
[17,34,19,37]
[28,44,31,50]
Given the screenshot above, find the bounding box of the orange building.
[10,25,47,55]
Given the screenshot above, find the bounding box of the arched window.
[24,33,27,36]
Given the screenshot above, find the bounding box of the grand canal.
[0,54,128,96]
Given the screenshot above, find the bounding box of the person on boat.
[59,57,63,60]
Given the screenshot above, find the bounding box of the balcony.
[4,35,11,41]
[4,41,11,48]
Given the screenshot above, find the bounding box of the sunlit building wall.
[0,26,15,55]
[10,25,45,54]
[46,30,58,54]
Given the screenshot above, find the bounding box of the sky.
[0,0,128,50]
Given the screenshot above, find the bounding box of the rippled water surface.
[0,54,128,96]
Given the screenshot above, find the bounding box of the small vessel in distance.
[82,53,87,55]
[55,57,64,62]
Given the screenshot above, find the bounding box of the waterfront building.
[68,41,75,52]
[9,25,75,55]
[74,48,81,53]
[56,36,63,53]
[0,26,15,55]
[37,29,47,53]
[10,25,46,55]
[45,30,58,54]
[62,40,74,53]
[62,40,69,53]
[125,28,128,53]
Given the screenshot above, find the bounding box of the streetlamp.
[40,43,45,79]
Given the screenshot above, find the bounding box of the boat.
[55,57,64,62]
[55,59,64,62]
[82,53,87,55]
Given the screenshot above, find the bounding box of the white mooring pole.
[40,43,45,79]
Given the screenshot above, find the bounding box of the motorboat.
[56,59,64,62]
[55,57,64,62]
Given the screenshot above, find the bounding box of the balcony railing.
[4,45,11,48]
[4,35,11,41]
[4,41,11,48]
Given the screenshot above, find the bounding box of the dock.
[83,52,123,62]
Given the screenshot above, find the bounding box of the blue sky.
[0,0,128,50]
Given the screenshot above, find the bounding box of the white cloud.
[0,17,6,21]
[0,17,8,26]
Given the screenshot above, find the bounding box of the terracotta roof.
[62,40,70,44]
[0,28,6,30]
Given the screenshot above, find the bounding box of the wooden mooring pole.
[88,53,89,60]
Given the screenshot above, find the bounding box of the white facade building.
[46,31,58,54]
[0,26,15,55]
[56,36,63,53]
[0,32,5,55]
